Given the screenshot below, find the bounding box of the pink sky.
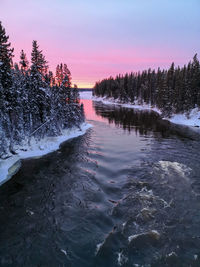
[1,0,199,88]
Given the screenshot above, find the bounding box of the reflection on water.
[93,101,200,140]
[80,99,108,123]
[0,98,200,266]
[93,101,164,136]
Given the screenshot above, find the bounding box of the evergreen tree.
[0,21,14,91]
[93,55,200,117]
[19,49,29,73]
[191,54,200,107]
[0,21,85,159]
[31,40,48,76]
[30,41,49,129]
[72,84,80,104]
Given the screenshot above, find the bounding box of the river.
[0,94,200,266]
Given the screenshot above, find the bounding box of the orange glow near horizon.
[72,81,94,89]
[9,39,194,90]
[1,1,199,92]
[10,38,193,91]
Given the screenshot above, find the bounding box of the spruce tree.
[93,55,200,116]
[0,21,14,91]
[72,84,80,104]
[30,41,49,129]
[191,54,200,107]
[19,49,29,73]
[31,40,48,76]
[0,23,85,158]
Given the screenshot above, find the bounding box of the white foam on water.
[128,230,160,243]
[122,221,127,229]
[167,251,177,258]
[26,210,34,216]
[95,242,104,255]
[117,251,128,266]
[194,254,198,260]
[128,233,141,243]
[157,161,192,181]
[60,249,67,256]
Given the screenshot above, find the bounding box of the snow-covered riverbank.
[167,108,200,127]
[91,94,200,128]
[0,123,92,186]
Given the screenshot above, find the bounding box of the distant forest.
[0,21,84,158]
[93,55,200,116]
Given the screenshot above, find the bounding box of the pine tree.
[165,63,175,116]
[93,55,200,116]
[30,41,49,129]
[72,84,80,104]
[19,49,29,73]
[55,64,61,86]
[191,54,200,107]
[31,40,48,76]
[0,21,14,91]
[0,22,85,158]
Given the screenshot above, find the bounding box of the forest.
[0,22,84,159]
[93,55,200,117]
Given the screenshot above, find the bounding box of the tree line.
[93,55,200,116]
[0,21,84,158]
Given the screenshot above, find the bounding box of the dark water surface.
[0,98,200,267]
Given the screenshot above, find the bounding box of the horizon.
[1,0,199,88]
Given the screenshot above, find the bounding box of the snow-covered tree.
[0,22,84,158]
[0,21,14,91]
[93,55,200,117]
[19,49,29,73]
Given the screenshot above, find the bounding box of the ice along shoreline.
[0,123,92,187]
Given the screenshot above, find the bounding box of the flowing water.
[0,95,200,267]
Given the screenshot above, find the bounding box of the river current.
[0,94,200,266]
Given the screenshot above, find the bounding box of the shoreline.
[0,123,92,186]
[92,96,200,128]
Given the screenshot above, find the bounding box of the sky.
[0,0,200,88]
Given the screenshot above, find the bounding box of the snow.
[79,90,93,100]
[93,95,161,114]
[92,95,200,127]
[0,156,21,186]
[0,123,92,186]
[166,107,200,127]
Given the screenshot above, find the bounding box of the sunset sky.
[1,0,199,88]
